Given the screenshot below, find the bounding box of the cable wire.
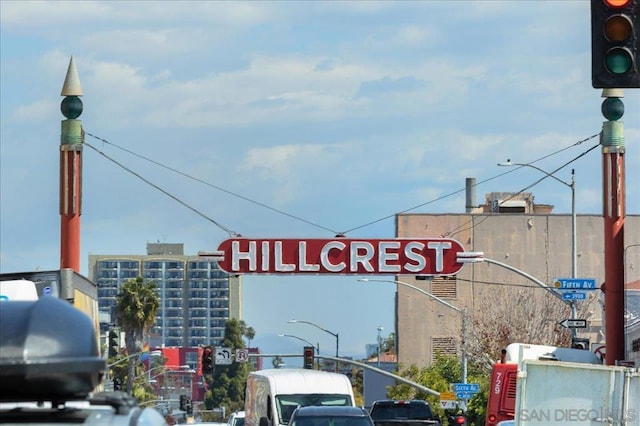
[84,131,339,235]
[85,131,600,238]
[84,140,237,237]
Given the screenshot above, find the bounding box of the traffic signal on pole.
[185,397,193,415]
[591,0,639,88]
[571,337,590,350]
[108,330,119,358]
[202,345,214,374]
[303,346,314,369]
[180,395,187,411]
[113,377,122,391]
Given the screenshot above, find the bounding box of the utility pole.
[60,57,84,273]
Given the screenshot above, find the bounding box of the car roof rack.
[0,296,105,402]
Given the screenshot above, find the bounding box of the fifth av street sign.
[559,319,587,329]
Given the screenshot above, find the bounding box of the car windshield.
[276,394,353,425]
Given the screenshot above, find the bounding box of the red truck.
[484,343,602,426]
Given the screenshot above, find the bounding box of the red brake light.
[456,416,466,424]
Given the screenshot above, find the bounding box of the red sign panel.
[215,238,465,275]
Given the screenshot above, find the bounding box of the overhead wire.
[341,132,600,235]
[84,131,601,239]
[442,135,601,239]
[84,139,238,237]
[84,131,340,235]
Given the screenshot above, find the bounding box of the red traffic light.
[303,346,314,369]
[202,345,214,374]
[604,0,631,7]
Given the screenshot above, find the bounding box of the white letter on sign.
[299,241,319,272]
[261,241,269,272]
[274,241,295,272]
[404,242,427,272]
[232,240,257,272]
[378,241,401,272]
[350,241,375,272]
[321,241,346,272]
[428,241,452,272]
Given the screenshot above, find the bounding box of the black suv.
[289,406,374,426]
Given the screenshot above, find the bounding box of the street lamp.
[278,333,320,355]
[289,319,339,372]
[358,278,467,388]
[498,160,579,334]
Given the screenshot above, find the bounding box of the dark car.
[289,406,374,426]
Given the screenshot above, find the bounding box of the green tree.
[205,319,252,416]
[115,276,160,394]
[387,354,488,425]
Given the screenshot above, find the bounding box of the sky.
[1,1,639,364]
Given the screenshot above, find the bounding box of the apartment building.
[89,242,241,348]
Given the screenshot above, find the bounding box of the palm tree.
[244,326,256,349]
[115,276,160,393]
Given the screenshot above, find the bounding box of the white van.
[244,369,355,426]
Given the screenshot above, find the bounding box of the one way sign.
[559,319,587,329]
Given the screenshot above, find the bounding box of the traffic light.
[591,0,639,88]
[571,337,590,350]
[202,345,214,374]
[113,377,122,391]
[185,397,193,415]
[108,330,119,358]
[303,346,314,369]
[179,395,187,411]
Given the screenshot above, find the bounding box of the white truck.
[514,359,640,425]
[244,369,355,426]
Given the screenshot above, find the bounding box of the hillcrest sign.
[213,238,466,275]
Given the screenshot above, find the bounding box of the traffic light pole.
[600,89,626,365]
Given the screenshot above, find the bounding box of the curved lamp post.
[498,161,578,335]
[358,278,467,388]
[278,333,320,355]
[289,319,339,372]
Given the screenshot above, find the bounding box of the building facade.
[89,243,241,348]
[394,191,640,368]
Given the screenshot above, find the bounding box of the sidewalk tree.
[204,318,252,414]
[115,276,160,393]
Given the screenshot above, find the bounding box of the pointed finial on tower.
[61,56,83,97]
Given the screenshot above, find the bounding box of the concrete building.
[89,242,241,348]
[394,191,640,368]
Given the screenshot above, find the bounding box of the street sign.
[456,392,475,400]
[216,347,232,365]
[440,391,456,401]
[553,278,597,290]
[440,400,458,409]
[451,383,479,393]
[559,319,587,329]
[236,349,249,362]
[562,292,587,300]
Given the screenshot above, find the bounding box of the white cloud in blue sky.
[1,0,638,360]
